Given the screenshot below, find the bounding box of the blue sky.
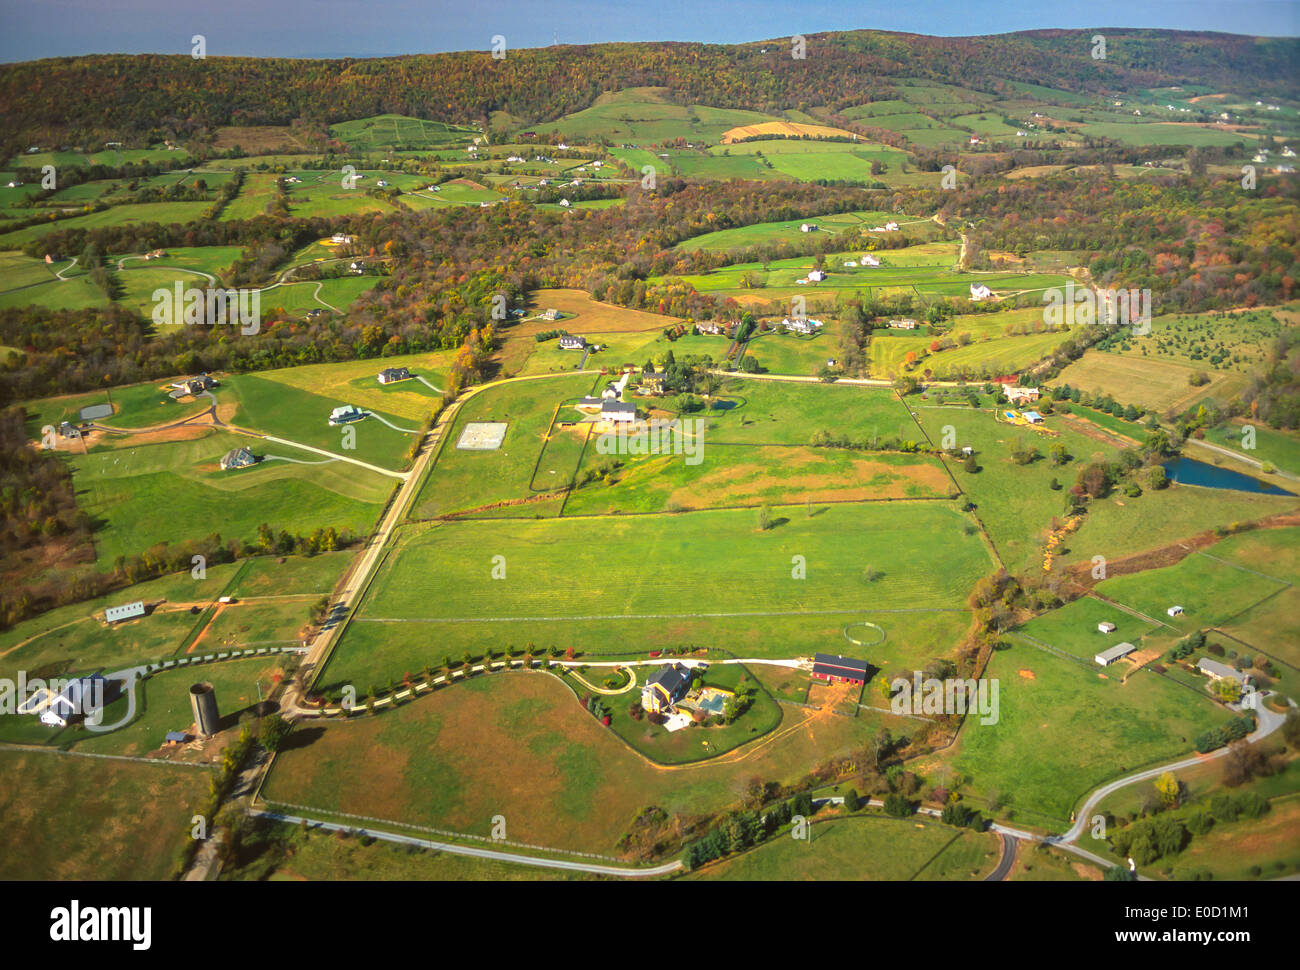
[1,0,1296,62]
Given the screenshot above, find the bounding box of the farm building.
[577,396,604,410]
[105,600,146,624]
[807,269,827,282]
[558,198,571,207]
[861,254,881,267]
[601,401,637,424]
[1198,658,1248,685]
[558,334,585,349]
[40,674,116,727]
[329,405,366,425]
[378,367,412,384]
[800,223,818,232]
[641,663,694,714]
[601,382,621,400]
[1003,385,1040,404]
[220,447,256,470]
[1097,622,1117,634]
[695,321,725,336]
[811,653,870,685]
[887,318,918,330]
[58,421,82,439]
[330,233,354,245]
[1094,642,1136,667]
[1022,411,1044,425]
[1167,606,1185,617]
[969,283,993,301]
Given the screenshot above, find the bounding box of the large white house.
[969,283,993,301]
[807,269,827,282]
[1003,385,1040,404]
[782,317,824,335]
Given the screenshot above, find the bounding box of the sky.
[1,0,1296,62]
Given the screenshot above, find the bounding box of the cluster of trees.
[1194,714,1256,754]
[1108,788,1268,866]
[683,790,815,870]
[7,30,1293,152]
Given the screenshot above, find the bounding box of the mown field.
[361,499,991,623]
[687,814,999,880]
[262,669,901,857]
[944,639,1235,828]
[0,750,209,880]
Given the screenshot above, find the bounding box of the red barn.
[811,653,870,685]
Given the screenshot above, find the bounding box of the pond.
[1162,456,1295,496]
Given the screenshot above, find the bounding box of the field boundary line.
[0,742,216,769]
[357,606,967,624]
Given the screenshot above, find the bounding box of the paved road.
[984,832,1018,881]
[251,810,682,878]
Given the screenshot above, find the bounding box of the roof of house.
[1198,658,1246,682]
[49,674,111,719]
[602,401,636,415]
[379,367,410,378]
[222,447,254,465]
[646,663,693,697]
[812,653,870,678]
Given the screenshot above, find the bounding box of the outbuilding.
[811,653,870,685]
[1094,642,1136,667]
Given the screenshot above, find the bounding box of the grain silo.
[189,682,219,737]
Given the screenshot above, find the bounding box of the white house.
[782,317,823,335]
[39,675,113,727]
[329,405,366,425]
[1098,621,1117,634]
[800,223,818,232]
[887,318,918,330]
[558,198,571,207]
[556,143,568,150]
[220,447,256,470]
[969,283,993,302]
[376,179,388,188]
[861,254,880,267]
[378,367,411,385]
[1282,146,1296,158]
[807,269,826,282]
[558,334,586,350]
[1003,385,1040,404]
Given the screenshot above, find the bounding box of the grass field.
[252,352,450,422]
[675,211,909,252]
[688,813,999,880]
[70,428,390,564]
[223,373,419,472]
[530,87,782,144]
[945,639,1234,827]
[362,500,990,622]
[0,750,209,880]
[262,669,897,857]
[329,114,477,151]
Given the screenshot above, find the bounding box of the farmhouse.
[601,382,621,400]
[887,318,919,330]
[807,269,827,282]
[105,600,146,624]
[329,405,366,425]
[800,223,818,232]
[1003,385,1040,404]
[559,198,571,207]
[558,334,586,350]
[601,400,637,424]
[544,308,564,322]
[782,317,823,335]
[695,321,725,335]
[811,653,870,685]
[861,254,881,267]
[640,372,668,395]
[377,367,412,384]
[220,447,256,470]
[969,283,993,301]
[172,374,216,396]
[1197,658,1248,686]
[39,674,116,728]
[1094,642,1136,667]
[641,663,694,714]
[350,261,365,273]
[58,421,82,439]
[1097,622,1117,634]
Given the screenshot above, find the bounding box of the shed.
[1097,622,1117,633]
[105,600,146,623]
[1094,642,1136,667]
